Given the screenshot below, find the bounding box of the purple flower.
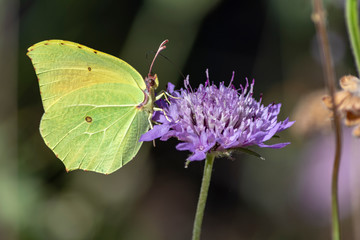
[140,70,294,161]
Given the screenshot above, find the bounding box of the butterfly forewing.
[27,40,146,111]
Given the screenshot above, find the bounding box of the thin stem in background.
[311,0,343,240]
[345,0,360,238]
[346,0,360,75]
[192,154,215,240]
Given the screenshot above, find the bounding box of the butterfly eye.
[149,78,155,86]
[148,74,158,88]
[85,116,93,123]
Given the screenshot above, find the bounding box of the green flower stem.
[346,0,360,75]
[192,153,215,240]
[331,154,341,240]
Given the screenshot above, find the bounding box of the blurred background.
[1,0,360,239]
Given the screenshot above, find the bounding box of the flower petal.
[261,122,281,142]
[188,151,207,161]
[139,125,170,142]
[258,142,291,149]
[278,118,296,132]
[176,142,195,151]
[167,82,176,93]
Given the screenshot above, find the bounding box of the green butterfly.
[27,40,168,174]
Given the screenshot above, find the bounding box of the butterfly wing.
[28,40,150,174]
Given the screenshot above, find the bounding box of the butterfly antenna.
[148,39,168,77]
[146,51,186,79]
[158,53,186,79]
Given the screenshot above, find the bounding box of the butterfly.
[27,39,168,174]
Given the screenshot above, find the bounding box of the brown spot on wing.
[85,116,92,123]
[88,67,92,71]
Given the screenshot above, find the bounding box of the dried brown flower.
[323,75,360,137]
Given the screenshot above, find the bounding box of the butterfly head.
[147,40,168,87]
[145,74,159,91]
[141,40,167,110]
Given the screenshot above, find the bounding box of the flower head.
[140,70,294,161]
[323,75,360,137]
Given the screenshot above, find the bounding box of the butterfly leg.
[146,113,157,147]
[155,90,179,104]
[153,107,172,122]
[147,113,154,129]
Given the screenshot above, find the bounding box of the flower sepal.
[233,147,265,160]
